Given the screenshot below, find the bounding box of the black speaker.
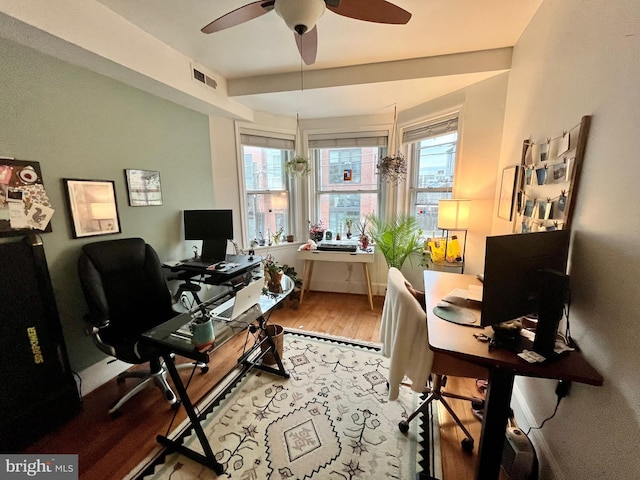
[0,234,81,452]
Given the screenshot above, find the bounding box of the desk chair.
[78,238,206,417]
[380,267,487,451]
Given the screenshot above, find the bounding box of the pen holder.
[189,316,215,350]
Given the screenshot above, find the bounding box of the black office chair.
[78,237,206,417]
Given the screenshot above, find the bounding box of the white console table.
[297,247,375,310]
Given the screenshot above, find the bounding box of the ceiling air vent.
[192,67,217,90]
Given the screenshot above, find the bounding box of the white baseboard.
[511,382,565,480]
[78,357,130,397]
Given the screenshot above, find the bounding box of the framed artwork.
[125,169,162,206]
[498,165,519,221]
[63,179,121,238]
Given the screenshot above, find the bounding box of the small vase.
[360,234,369,250]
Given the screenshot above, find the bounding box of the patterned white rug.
[131,330,441,479]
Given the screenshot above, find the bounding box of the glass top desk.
[141,275,293,474]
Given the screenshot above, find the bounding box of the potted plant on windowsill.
[285,155,311,177]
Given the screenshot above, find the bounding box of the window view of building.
[314,147,380,238]
[407,116,459,236]
[242,142,292,244]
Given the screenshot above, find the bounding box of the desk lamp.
[437,199,470,272]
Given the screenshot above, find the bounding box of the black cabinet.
[0,234,81,452]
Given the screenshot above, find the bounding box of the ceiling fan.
[201,0,412,65]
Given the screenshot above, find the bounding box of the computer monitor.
[481,230,571,355]
[183,209,233,262]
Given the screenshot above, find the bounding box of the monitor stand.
[201,238,228,264]
[532,270,569,357]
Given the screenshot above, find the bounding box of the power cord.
[562,288,579,351]
[525,380,570,435]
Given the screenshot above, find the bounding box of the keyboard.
[317,242,357,252]
[445,288,469,300]
[216,305,234,319]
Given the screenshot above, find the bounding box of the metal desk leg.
[156,354,224,475]
[475,368,515,480]
[240,319,290,379]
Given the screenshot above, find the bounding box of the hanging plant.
[377,152,407,184]
[285,155,311,177]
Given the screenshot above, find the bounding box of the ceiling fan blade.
[201,1,275,34]
[327,0,411,24]
[295,26,318,65]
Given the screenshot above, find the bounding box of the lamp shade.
[437,199,470,230]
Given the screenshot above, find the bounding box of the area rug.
[131,330,442,479]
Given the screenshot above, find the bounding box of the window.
[310,132,387,236]
[240,133,294,244]
[405,115,459,235]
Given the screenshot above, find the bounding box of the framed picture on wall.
[125,169,163,206]
[63,179,121,238]
[498,165,519,221]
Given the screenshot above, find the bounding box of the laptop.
[209,279,264,322]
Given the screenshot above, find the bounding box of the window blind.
[240,133,295,150]
[402,114,459,144]
[308,131,388,149]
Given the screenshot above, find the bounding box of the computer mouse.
[214,262,226,270]
[437,300,451,308]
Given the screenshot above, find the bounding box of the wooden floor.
[24,291,484,480]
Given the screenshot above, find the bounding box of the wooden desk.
[424,270,603,480]
[297,247,375,309]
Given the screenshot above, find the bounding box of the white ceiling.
[97,1,542,119]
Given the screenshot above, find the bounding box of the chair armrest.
[84,312,110,330]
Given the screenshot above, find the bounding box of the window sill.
[251,241,304,252]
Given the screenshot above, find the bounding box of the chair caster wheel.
[200,366,209,374]
[171,400,181,411]
[461,438,474,452]
[398,420,410,433]
[110,410,122,420]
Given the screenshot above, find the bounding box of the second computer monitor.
[480,229,571,328]
[183,209,233,263]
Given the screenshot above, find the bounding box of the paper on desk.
[467,284,483,302]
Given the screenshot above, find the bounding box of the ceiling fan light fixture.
[275,0,326,35]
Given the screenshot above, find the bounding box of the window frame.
[308,130,389,236]
[236,125,296,247]
[404,113,461,236]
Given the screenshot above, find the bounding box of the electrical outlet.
[555,380,571,398]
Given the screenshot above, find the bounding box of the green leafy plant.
[285,155,311,177]
[366,214,423,270]
[263,254,303,289]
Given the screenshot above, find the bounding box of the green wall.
[0,37,215,371]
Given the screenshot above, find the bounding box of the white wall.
[496,1,640,478]
[399,73,509,280]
